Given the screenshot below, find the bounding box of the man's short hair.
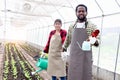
[75,4,87,12]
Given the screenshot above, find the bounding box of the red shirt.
[43,29,67,53]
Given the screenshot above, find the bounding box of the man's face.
[76,6,87,21]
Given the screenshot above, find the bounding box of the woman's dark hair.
[75,4,87,12]
[54,19,62,24]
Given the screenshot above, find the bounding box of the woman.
[44,19,67,80]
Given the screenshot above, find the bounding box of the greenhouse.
[0,0,120,80]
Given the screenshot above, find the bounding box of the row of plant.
[3,43,43,80]
[13,44,42,80]
[3,43,12,80]
[18,43,41,58]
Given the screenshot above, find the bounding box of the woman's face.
[54,22,62,30]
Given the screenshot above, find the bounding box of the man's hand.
[62,47,67,52]
[93,40,99,47]
[61,52,69,62]
[89,36,96,44]
[87,36,99,47]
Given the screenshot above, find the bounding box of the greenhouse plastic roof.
[0,0,120,27]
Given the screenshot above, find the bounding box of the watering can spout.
[32,57,48,75]
[36,68,43,73]
[31,68,43,75]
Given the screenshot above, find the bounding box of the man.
[63,4,99,80]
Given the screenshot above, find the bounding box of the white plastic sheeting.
[0,0,120,76]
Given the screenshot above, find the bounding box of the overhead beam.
[1,9,51,17]
[26,0,72,8]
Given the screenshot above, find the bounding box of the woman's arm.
[43,31,53,53]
